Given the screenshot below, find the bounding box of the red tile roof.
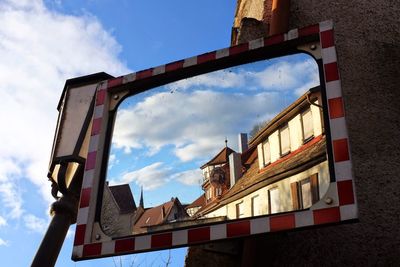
[186,194,206,210]
[133,197,187,234]
[200,146,235,169]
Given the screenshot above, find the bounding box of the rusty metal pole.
[269,0,291,35]
[31,195,79,267]
[31,167,82,267]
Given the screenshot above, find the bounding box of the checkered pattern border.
[72,20,357,260]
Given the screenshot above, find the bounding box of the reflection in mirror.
[101,53,329,238]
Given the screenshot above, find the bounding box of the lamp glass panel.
[54,84,97,158]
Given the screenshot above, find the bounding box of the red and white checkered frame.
[72,20,357,260]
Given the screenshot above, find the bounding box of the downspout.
[269,0,291,36]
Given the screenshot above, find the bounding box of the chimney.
[238,133,248,153]
[229,152,242,188]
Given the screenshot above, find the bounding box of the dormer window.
[279,124,290,156]
[301,107,314,142]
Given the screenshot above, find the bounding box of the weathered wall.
[187,0,400,266]
[247,0,400,266]
[100,186,133,237]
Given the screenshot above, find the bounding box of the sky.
[0,1,318,266]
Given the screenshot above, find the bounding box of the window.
[268,187,280,214]
[206,188,212,201]
[262,140,271,166]
[291,174,319,210]
[215,187,222,197]
[236,202,245,218]
[301,108,314,142]
[279,124,290,156]
[251,195,261,216]
[202,169,209,181]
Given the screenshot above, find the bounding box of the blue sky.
[0,1,319,266]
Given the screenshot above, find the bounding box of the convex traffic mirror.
[73,21,357,261]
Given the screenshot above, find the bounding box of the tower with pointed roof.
[139,186,144,208]
[200,142,235,205]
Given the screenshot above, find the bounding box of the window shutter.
[310,173,319,204]
[280,125,290,155]
[257,143,265,168]
[302,108,314,140]
[291,182,300,210]
[263,140,271,164]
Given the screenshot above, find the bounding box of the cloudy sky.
[0,0,319,266]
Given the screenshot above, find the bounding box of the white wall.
[259,101,323,170]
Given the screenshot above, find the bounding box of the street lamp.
[32,72,113,267]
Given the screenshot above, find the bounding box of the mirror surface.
[101,53,330,238]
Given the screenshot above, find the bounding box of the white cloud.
[115,162,172,190]
[0,0,129,232]
[23,214,48,234]
[113,90,280,162]
[112,165,203,190]
[167,70,245,91]
[0,238,9,246]
[171,169,202,186]
[0,216,7,227]
[167,57,319,94]
[0,182,24,219]
[252,58,319,91]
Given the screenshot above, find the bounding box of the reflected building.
[188,86,329,219]
[101,184,137,237]
[132,197,189,234]
[101,184,189,236]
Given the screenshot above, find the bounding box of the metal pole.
[31,166,82,267]
[31,194,78,267]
